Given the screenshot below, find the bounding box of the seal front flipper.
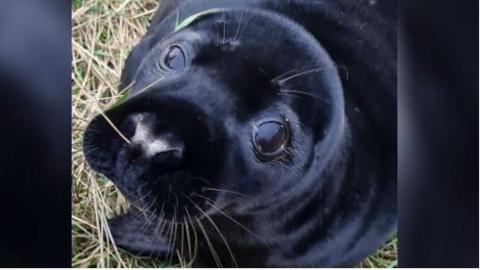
[107,210,174,259]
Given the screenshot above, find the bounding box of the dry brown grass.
[72,0,161,267]
[71,0,396,267]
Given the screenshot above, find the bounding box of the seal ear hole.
[252,119,290,161]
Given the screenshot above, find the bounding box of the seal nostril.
[127,143,143,163]
[152,148,184,168]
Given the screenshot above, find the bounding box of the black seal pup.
[83,0,396,267]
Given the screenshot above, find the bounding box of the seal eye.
[253,120,289,160]
[160,45,186,71]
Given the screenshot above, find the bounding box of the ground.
[71,0,397,267]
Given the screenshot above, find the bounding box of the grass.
[71,0,397,267]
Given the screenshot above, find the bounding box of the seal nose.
[127,139,184,167]
[126,113,184,168]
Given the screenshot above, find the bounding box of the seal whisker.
[276,67,325,84]
[162,217,173,263]
[167,184,173,202]
[128,194,152,216]
[166,211,176,264]
[133,190,156,226]
[202,187,250,198]
[179,222,185,265]
[137,184,154,205]
[149,212,165,259]
[202,199,269,248]
[236,11,253,43]
[137,197,158,234]
[193,176,213,187]
[138,191,156,214]
[271,68,304,83]
[151,203,165,242]
[174,193,180,210]
[278,89,325,100]
[215,20,221,46]
[185,206,222,267]
[186,195,238,267]
[192,193,267,247]
[185,210,199,265]
[183,218,193,263]
[193,210,223,267]
[176,249,184,267]
[170,215,179,265]
[153,213,170,262]
[233,11,245,42]
[222,11,227,44]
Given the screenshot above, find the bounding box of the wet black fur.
[83,0,396,267]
